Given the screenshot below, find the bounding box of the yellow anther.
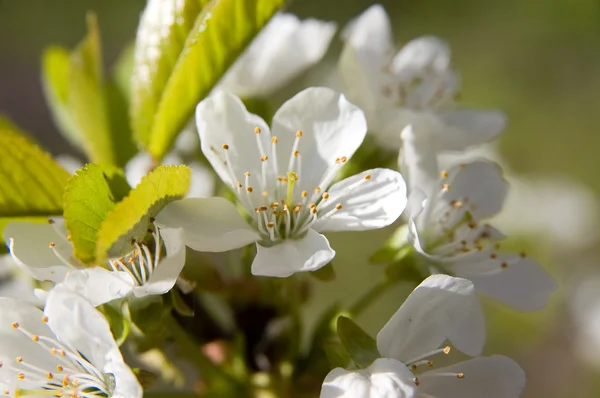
[254,127,261,134]
[335,203,343,210]
[490,253,497,259]
[261,155,268,161]
[267,222,275,229]
[457,373,465,379]
[340,156,347,163]
[443,346,451,355]
[442,184,450,192]
[49,242,55,248]
[301,190,308,197]
[440,170,448,178]
[17,373,24,380]
[11,322,19,329]
[47,373,54,380]
[16,357,22,363]
[322,192,329,200]
[246,186,253,193]
[31,335,39,342]
[501,262,508,268]
[236,182,243,188]
[222,144,229,150]
[296,130,303,137]
[294,150,300,157]
[314,187,321,193]
[271,136,278,143]
[244,171,251,177]
[56,365,63,372]
[364,174,372,180]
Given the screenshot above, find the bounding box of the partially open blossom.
[407,160,557,311]
[0,287,141,397]
[321,275,525,398]
[340,4,505,151]
[218,13,337,98]
[3,218,186,306]
[156,87,408,277]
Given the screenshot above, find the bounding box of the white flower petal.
[197,91,271,190]
[435,110,507,151]
[419,356,525,398]
[132,227,186,297]
[400,124,441,194]
[124,151,156,188]
[45,287,123,368]
[156,197,260,252]
[452,255,557,311]
[271,87,367,197]
[60,267,135,307]
[4,222,75,282]
[342,4,393,56]
[391,36,451,79]
[377,275,485,361]
[105,361,144,398]
[252,229,335,277]
[438,160,508,220]
[313,168,407,232]
[320,358,418,398]
[0,297,57,375]
[339,5,393,118]
[220,13,336,98]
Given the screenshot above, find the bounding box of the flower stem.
[349,279,395,316]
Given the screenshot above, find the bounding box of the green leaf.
[130,0,209,150]
[68,13,116,165]
[0,124,70,251]
[0,128,70,218]
[130,0,285,160]
[63,164,131,264]
[169,288,195,317]
[336,316,380,369]
[96,165,191,261]
[112,43,135,103]
[41,14,136,167]
[101,301,131,346]
[41,47,84,150]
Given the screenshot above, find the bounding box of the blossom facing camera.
[320,275,526,398]
[0,287,141,397]
[156,87,408,278]
[340,4,506,151]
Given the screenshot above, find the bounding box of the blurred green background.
[1,0,600,397]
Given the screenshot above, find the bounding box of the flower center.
[4,319,113,397]
[218,127,353,243]
[380,58,458,112]
[106,222,163,286]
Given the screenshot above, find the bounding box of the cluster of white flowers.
[0,3,558,397]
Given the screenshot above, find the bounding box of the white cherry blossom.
[219,13,337,98]
[407,159,557,311]
[0,287,141,397]
[321,275,525,398]
[3,218,186,306]
[340,4,505,151]
[156,87,408,277]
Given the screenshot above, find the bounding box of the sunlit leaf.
[0,124,71,250]
[63,164,130,264]
[41,46,83,150]
[130,0,285,160]
[41,14,136,167]
[336,316,380,369]
[95,165,191,261]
